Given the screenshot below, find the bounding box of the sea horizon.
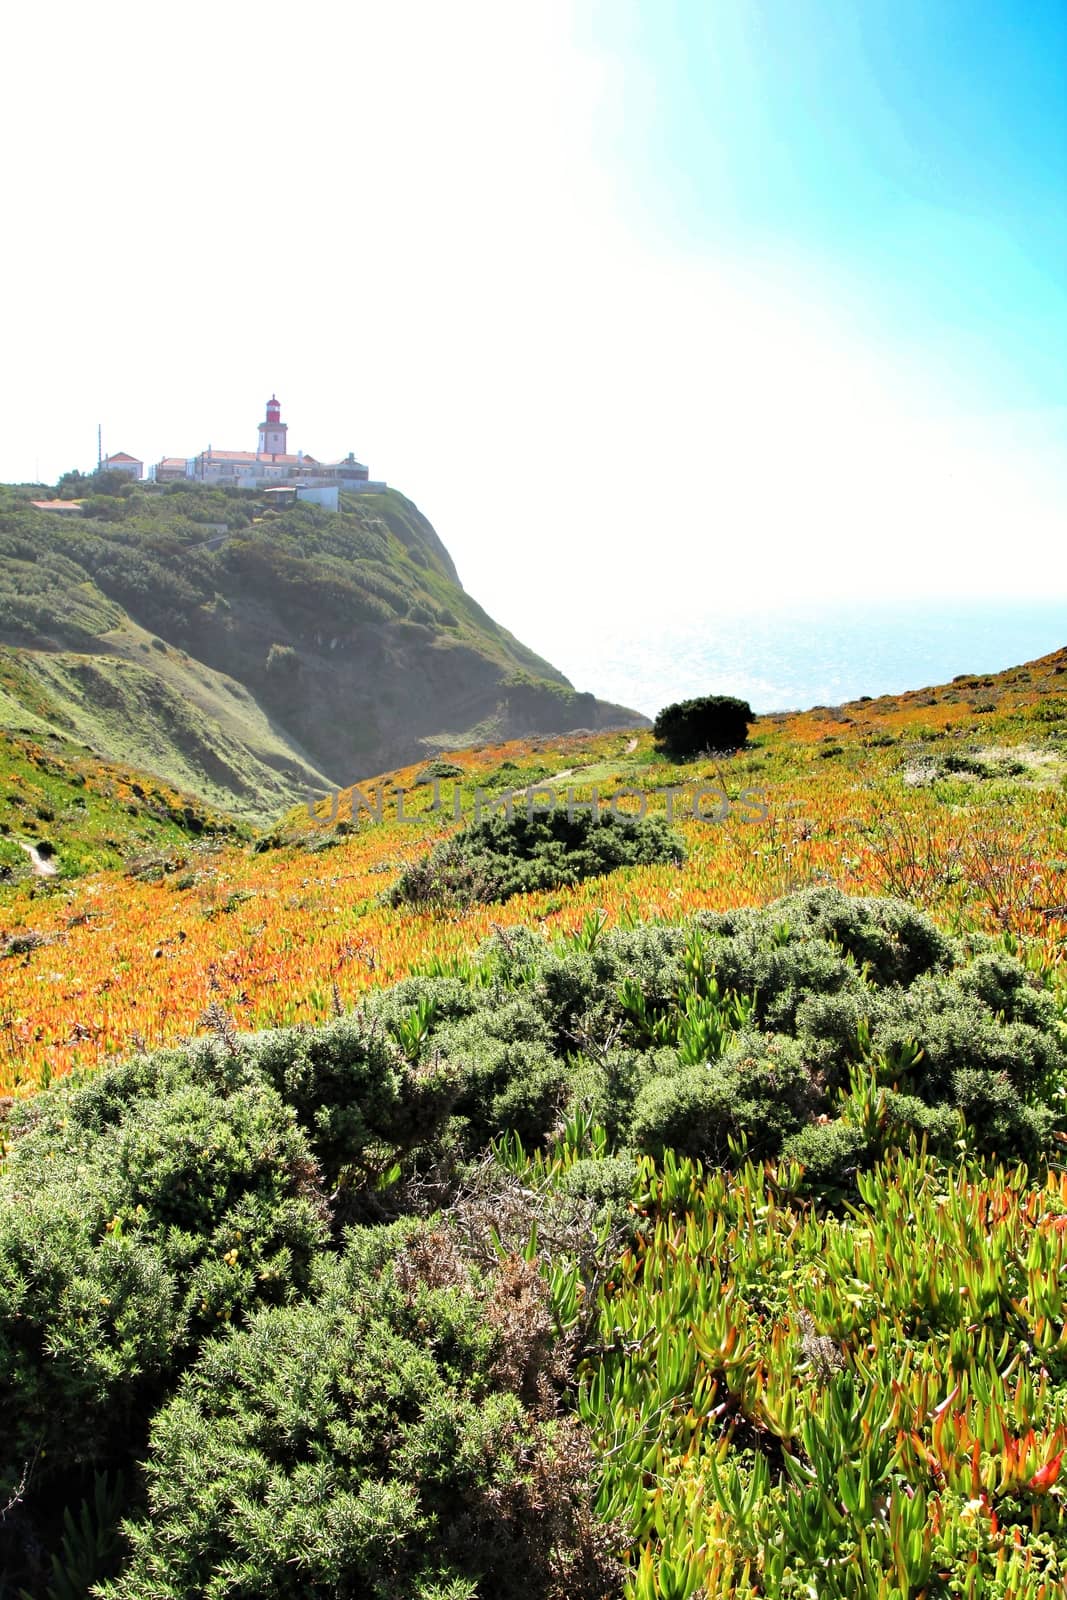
[536,598,1067,721]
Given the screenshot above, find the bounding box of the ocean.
[536,599,1067,720]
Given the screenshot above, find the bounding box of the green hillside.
[0,724,241,886]
[1,643,1067,1595]
[0,482,643,822]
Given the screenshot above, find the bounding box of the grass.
[3,640,333,822]
[0,727,240,887]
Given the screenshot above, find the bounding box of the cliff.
[0,481,645,819]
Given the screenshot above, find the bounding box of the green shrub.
[471,924,550,988]
[243,1012,462,1184]
[794,989,886,1088]
[99,1221,618,1600]
[950,1066,1053,1163]
[700,885,956,988]
[0,1064,327,1501]
[422,890,1066,1170]
[556,1152,640,1215]
[705,928,865,1033]
[874,981,1063,1101]
[432,996,559,1149]
[629,1033,815,1163]
[387,810,685,910]
[953,950,1056,1027]
[652,694,754,758]
[780,1119,870,1181]
[413,759,466,785]
[875,1091,962,1153]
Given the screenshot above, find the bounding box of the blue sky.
[2,1,1064,651]
[582,0,1067,411]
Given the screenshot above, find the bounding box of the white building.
[153,396,384,497]
[102,451,143,479]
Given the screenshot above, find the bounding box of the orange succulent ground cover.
[2,650,1066,1095]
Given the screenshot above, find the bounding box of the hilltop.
[0,480,643,821]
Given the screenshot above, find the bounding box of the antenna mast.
[97,424,102,471]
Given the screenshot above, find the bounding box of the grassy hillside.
[0,481,643,820]
[1,643,1064,1092]
[2,642,1067,1598]
[0,725,241,887]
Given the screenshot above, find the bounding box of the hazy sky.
[4,1,1065,658]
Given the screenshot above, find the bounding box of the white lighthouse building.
[154,395,383,500]
[257,395,288,458]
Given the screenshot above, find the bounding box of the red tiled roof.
[105,452,141,464]
[198,451,321,466]
[157,458,188,468]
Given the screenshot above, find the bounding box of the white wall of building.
[297,485,340,511]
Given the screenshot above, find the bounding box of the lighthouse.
[257,395,287,458]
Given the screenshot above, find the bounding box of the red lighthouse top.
[265,395,282,425]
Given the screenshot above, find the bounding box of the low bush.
[779,1118,870,1182]
[0,1060,327,1505]
[438,886,1066,1169]
[652,693,755,757]
[629,1032,815,1163]
[413,758,466,785]
[100,1220,620,1600]
[387,809,685,910]
[243,1011,461,1184]
[2,886,1065,1594]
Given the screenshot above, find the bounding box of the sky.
[3,0,1065,678]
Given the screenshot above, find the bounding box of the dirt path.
[624,737,638,753]
[19,841,58,878]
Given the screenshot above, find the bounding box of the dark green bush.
[873,981,1063,1102]
[876,1091,963,1153]
[953,951,1056,1027]
[780,1119,870,1182]
[244,1012,460,1184]
[949,1067,1054,1163]
[421,889,1065,1170]
[794,989,887,1088]
[413,758,466,785]
[706,929,865,1033]
[504,925,693,1053]
[0,1066,327,1502]
[652,694,754,758]
[629,1033,815,1163]
[388,809,685,910]
[432,996,559,1149]
[698,886,956,988]
[99,1220,619,1600]
[567,1048,676,1149]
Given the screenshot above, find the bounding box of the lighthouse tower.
[257,395,287,458]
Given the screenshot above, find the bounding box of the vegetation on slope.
[0,482,641,818]
[1,883,1066,1596]
[1,642,1066,1593]
[0,726,241,887]
[1,646,1065,1093]
[387,809,686,910]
